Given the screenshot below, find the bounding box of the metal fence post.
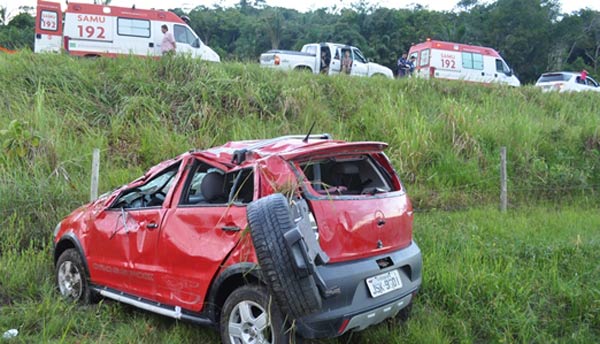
[90,148,100,202]
[500,146,507,212]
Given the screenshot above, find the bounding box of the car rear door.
[585,76,600,91]
[289,147,413,263]
[35,1,63,53]
[153,159,255,311]
[329,46,342,75]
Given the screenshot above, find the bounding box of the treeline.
[2,0,599,83]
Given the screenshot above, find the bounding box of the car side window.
[495,59,503,73]
[174,24,195,45]
[111,162,181,209]
[420,49,430,66]
[180,160,254,206]
[586,77,599,87]
[463,52,484,70]
[352,48,367,64]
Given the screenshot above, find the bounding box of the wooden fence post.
[500,146,507,212]
[90,148,100,202]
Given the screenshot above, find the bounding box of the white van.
[34,0,220,62]
[408,39,520,86]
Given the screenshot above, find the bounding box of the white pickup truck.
[260,42,394,79]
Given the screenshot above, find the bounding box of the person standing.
[341,50,352,74]
[397,53,409,78]
[320,50,331,74]
[161,24,176,56]
[408,55,417,76]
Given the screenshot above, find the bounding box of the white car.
[260,43,394,79]
[535,72,600,92]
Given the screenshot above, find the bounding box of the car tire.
[56,248,94,304]
[247,193,322,318]
[220,285,294,344]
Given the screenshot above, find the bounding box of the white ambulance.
[34,0,220,62]
[408,39,520,86]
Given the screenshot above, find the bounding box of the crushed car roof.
[191,134,388,168]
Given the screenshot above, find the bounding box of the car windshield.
[537,73,572,83]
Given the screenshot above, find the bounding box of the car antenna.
[303,121,316,143]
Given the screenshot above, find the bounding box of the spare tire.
[247,193,322,318]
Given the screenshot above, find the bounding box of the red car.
[53,134,422,342]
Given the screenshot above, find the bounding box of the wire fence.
[1,147,598,221]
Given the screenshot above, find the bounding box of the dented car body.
[53,135,422,342]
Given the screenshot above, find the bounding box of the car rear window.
[298,155,397,196]
[538,73,572,83]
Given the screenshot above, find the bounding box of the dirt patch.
[584,135,600,152]
[0,291,12,306]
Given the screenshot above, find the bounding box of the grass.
[0,51,599,342]
[1,206,598,343]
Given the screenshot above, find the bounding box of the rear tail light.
[274,55,280,65]
[429,66,436,78]
[338,318,350,334]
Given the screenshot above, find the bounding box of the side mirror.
[192,38,200,48]
[505,68,513,77]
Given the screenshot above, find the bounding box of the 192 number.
[441,58,456,69]
[77,25,106,39]
[41,19,56,29]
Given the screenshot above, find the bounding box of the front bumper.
[295,241,422,339]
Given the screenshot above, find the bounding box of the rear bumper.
[295,241,422,339]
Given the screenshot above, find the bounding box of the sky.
[2,0,599,18]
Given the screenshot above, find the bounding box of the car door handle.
[146,222,158,229]
[221,226,241,232]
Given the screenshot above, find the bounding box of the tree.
[0,11,34,50]
[85,0,595,80]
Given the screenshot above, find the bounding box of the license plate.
[366,270,402,298]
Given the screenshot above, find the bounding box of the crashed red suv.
[53,134,422,342]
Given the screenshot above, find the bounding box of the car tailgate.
[309,193,413,263]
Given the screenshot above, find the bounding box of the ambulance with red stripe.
[408,39,520,86]
[34,0,220,62]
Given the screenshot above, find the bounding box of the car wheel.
[220,285,293,344]
[56,248,93,303]
[247,193,322,318]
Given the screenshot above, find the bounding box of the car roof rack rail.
[231,134,332,165]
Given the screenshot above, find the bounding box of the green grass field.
[1,52,599,342]
[1,207,598,343]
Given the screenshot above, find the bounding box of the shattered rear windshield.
[298,155,396,196]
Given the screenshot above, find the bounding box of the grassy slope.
[0,52,599,342]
